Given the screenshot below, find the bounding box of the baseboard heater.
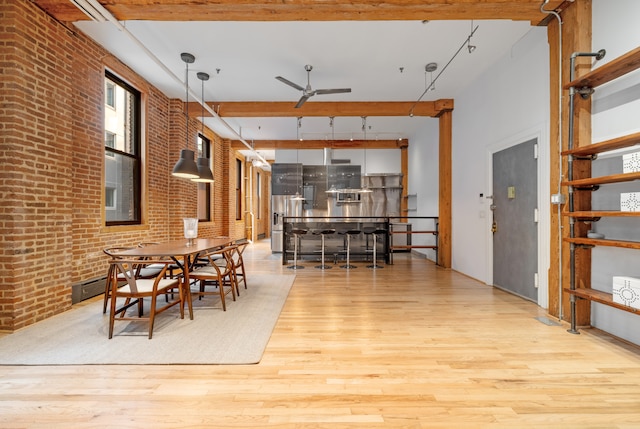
[71,276,107,304]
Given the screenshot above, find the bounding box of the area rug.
[0,274,294,365]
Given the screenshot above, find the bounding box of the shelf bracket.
[576,243,595,249]
[573,185,600,191]
[577,86,595,99]
[573,154,598,161]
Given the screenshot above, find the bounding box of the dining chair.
[103,246,166,314]
[102,247,134,314]
[108,259,184,339]
[138,242,182,278]
[190,246,237,311]
[231,240,248,293]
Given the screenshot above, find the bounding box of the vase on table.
[183,218,198,246]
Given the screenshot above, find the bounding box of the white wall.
[407,118,440,261]
[451,27,550,286]
[589,0,640,345]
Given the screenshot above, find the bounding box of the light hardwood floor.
[1,239,640,428]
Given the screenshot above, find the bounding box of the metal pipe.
[566,49,605,334]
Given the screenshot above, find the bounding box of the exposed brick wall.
[0,1,252,331]
[0,1,75,330]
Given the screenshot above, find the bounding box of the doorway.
[491,138,538,302]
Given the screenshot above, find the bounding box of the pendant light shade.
[172,149,200,179]
[191,71,215,183]
[172,52,200,179]
[192,156,214,182]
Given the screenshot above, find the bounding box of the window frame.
[197,133,212,222]
[104,71,142,227]
[236,158,242,221]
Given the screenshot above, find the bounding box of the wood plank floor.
[2,239,640,428]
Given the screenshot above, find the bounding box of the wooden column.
[548,0,592,324]
[547,11,562,319]
[438,110,452,268]
[400,140,408,218]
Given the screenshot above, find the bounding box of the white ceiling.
[75,18,535,159]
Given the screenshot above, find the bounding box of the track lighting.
[467,20,477,54]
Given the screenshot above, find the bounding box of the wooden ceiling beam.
[230,139,408,151]
[188,100,453,118]
[35,1,566,26]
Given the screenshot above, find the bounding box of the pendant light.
[172,52,200,179]
[291,117,305,201]
[192,71,215,183]
[360,116,372,193]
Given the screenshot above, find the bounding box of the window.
[105,131,116,158]
[256,172,261,219]
[105,81,115,108]
[197,134,211,222]
[236,158,242,220]
[105,187,116,209]
[104,71,141,225]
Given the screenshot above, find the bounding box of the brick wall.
[0,1,255,331]
[0,1,75,330]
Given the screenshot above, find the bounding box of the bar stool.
[314,228,335,270]
[366,228,387,269]
[340,229,361,269]
[288,228,307,270]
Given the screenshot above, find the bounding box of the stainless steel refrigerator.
[271,195,302,253]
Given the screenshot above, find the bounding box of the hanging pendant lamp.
[192,71,215,183]
[172,52,200,179]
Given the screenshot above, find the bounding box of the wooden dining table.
[115,237,233,319]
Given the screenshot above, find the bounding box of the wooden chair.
[190,246,237,311]
[103,247,134,314]
[230,240,249,294]
[103,246,166,314]
[108,259,183,339]
[138,242,181,278]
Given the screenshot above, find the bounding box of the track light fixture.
[409,23,478,115]
[425,62,437,91]
[467,20,477,53]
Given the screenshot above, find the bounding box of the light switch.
[507,186,516,199]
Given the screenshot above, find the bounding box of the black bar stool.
[288,228,307,270]
[340,229,360,269]
[367,228,386,269]
[314,228,335,270]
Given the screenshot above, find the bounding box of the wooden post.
[438,110,452,268]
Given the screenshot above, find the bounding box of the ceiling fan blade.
[275,76,304,92]
[315,88,352,95]
[295,94,311,108]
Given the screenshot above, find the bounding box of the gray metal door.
[492,139,538,301]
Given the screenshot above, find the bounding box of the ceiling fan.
[276,64,351,108]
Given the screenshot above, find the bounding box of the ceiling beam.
[231,139,409,151]
[188,100,453,119]
[36,1,566,26]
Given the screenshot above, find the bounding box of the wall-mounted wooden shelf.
[562,45,640,333]
[563,46,640,90]
[562,171,640,187]
[563,211,640,219]
[565,288,640,316]
[561,131,640,156]
[564,236,640,250]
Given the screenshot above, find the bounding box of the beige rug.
[0,274,294,365]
